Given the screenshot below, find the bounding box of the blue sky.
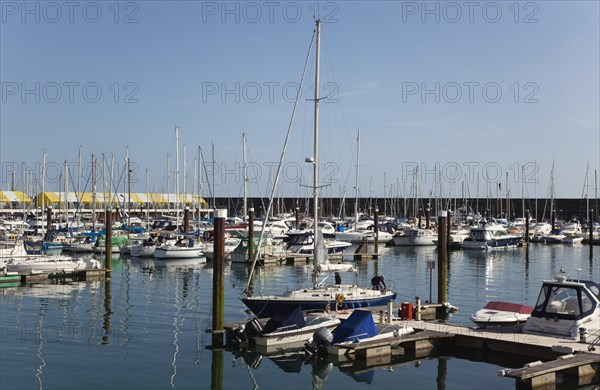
[1,1,598,202]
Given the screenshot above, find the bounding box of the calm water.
[1,244,598,390]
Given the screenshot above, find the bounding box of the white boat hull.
[154,245,204,259]
[7,256,101,273]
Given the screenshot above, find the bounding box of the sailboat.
[240,20,397,319]
[154,127,205,260]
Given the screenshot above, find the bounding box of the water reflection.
[102,280,112,345]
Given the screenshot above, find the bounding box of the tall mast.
[197,146,202,225]
[183,143,187,217]
[91,154,97,228]
[41,152,47,236]
[64,160,69,224]
[211,143,216,213]
[355,129,360,227]
[242,132,248,219]
[175,126,180,226]
[313,19,321,264]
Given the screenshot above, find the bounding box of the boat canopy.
[261,305,306,334]
[332,309,377,344]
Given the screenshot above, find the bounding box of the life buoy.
[336,294,345,306]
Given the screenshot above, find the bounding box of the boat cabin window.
[533,284,587,319]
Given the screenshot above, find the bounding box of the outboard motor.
[305,327,333,356]
[231,318,264,345]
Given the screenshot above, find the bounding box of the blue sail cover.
[261,305,306,334]
[332,310,377,344]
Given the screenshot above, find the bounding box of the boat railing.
[343,332,370,343]
[273,324,300,333]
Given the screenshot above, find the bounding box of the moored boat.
[305,309,414,357]
[470,301,533,328]
[522,276,600,340]
[233,306,340,349]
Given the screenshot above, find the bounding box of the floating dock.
[226,303,600,388]
[16,269,107,285]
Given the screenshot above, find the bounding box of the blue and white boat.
[240,20,397,319]
[305,309,414,357]
[461,220,522,250]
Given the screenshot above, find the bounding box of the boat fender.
[336,294,345,307]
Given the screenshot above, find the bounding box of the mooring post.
[183,206,190,232]
[105,207,112,275]
[437,211,447,304]
[374,207,379,257]
[446,210,452,248]
[415,296,422,321]
[295,207,300,230]
[387,299,393,324]
[248,208,255,264]
[45,206,53,240]
[425,204,430,229]
[212,209,227,348]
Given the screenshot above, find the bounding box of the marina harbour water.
[1,244,598,390]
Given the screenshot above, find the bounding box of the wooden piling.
[105,207,112,275]
[212,209,227,348]
[425,204,430,229]
[248,208,254,263]
[183,206,190,232]
[446,210,451,249]
[437,211,447,305]
[45,206,52,240]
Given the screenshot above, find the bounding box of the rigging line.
[322,33,355,165]
[199,147,213,202]
[245,28,317,293]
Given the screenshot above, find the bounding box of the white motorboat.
[130,237,158,257]
[7,255,101,273]
[542,229,567,244]
[562,236,584,245]
[285,232,351,255]
[203,236,242,260]
[461,221,522,250]
[154,237,204,259]
[233,306,340,349]
[523,276,600,340]
[470,301,533,328]
[393,228,436,246]
[305,309,414,357]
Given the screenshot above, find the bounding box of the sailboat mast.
[243,132,248,219]
[41,153,47,237]
[355,129,360,227]
[313,19,321,263]
[175,126,180,227]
